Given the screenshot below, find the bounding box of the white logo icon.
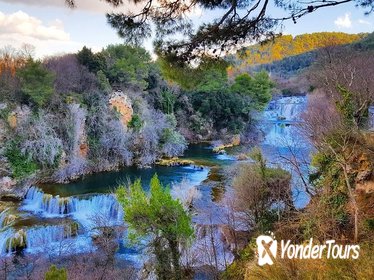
[256,235,277,266]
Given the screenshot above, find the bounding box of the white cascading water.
[25,225,93,255]
[0,209,14,255]
[0,224,93,256]
[22,187,124,230]
[260,95,311,208]
[21,187,69,217]
[0,208,9,228]
[0,228,14,255]
[263,96,307,122]
[261,96,307,147]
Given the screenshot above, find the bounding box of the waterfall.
[22,187,124,230]
[263,96,307,122]
[260,95,311,208]
[0,228,14,255]
[0,224,93,256]
[25,224,93,255]
[0,208,9,228]
[22,187,69,217]
[261,96,307,147]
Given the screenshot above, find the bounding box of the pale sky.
[0,0,373,58]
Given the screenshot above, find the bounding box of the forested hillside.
[236,32,365,66]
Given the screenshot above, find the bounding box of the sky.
[0,0,373,58]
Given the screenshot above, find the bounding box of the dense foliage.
[17,60,55,107]
[116,174,193,279]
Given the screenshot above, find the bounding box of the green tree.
[190,90,252,133]
[230,71,273,111]
[104,45,151,89]
[17,59,55,107]
[116,174,193,280]
[160,90,176,114]
[45,265,67,280]
[77,46,106,73]
[97,70,112,94]
[127,114,142,131]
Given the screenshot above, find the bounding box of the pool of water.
[39,143,233,197]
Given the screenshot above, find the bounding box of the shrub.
[5,140,38,179]
[45,265,67,280]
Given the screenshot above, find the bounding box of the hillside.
[236,32,366,67]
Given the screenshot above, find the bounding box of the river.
[0,95,311,267]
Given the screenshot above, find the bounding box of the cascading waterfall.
[22,187,69,217]
[0,208,9,228]
[261,96,308,147]
[0,208,17,256]
[0,223,92,256]
[25,224,93,255]
[22,187,124,230]
[263,96,307,122]
[0,228,14,255]
[261,95,311,208]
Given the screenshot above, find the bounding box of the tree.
[232,148,292,232]
[67,0,374,62]
[76,46,106,74]
[116,174,194,280]
[17,59,55,107]
[310,47,374,128]
[45,54,97,94]
[45,265,67,280]
[230,71,273,111]
[0,46,30,102]
[189,90,252,133]
[302,49,374,241]
[103,44,151,89]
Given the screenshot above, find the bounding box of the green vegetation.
[5,140,38,179]
[76,46,106,74]
[17,59,55,107]
[104,45,151,89]
[116,174,193,279]
[230,71,273,110]
[127,114,142,131]
[45,265,67,280]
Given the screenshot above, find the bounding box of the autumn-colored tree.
[238,32,364,66]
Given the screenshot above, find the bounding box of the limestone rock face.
[109,91,133,127]
[67,103,88,159]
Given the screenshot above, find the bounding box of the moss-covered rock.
[6,229,27,252]
[156,157,194,167]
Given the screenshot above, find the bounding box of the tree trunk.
[168,239,181,280]
[341,163,359,242]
